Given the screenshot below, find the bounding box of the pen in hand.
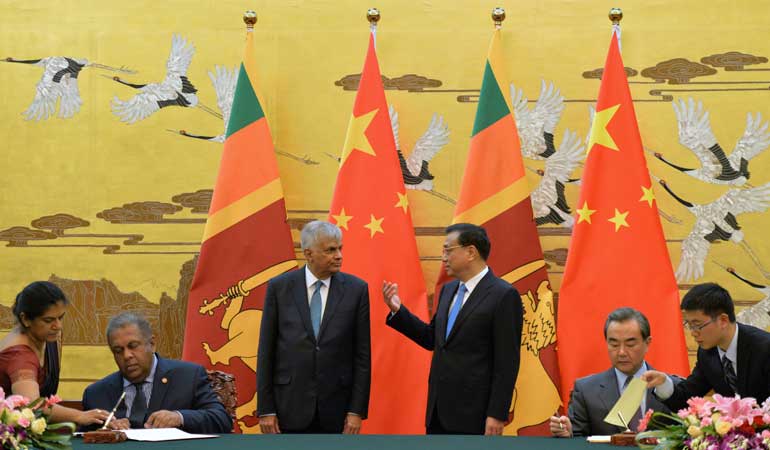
[100,391,127,430]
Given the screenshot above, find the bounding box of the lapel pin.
[161,377,168,384]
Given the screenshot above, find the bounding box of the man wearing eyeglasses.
[382,223,522,435]
[550,308,675,437]
[642,283,770,410]
[257,220,371,434]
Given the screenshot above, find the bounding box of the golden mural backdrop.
[1,0,770,416]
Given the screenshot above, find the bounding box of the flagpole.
[609,7,622,52]
[491,6,505,29]
[244,9,256,30]
[492,6,505,30]
[367,8,380,48]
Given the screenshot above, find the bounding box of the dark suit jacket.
[81,355,232,434]
[663,323,770,411]
[387,270,522,434]
[257,267,371,433]
[569,366,672,436]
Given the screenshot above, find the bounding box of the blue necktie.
[310,281,323,338]
[129,382,147,429]
[446,283,467,339]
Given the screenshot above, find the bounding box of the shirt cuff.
[347,412,360,416]
[259,413,277,417]
[175,411,185,426]
[654,375,674,400]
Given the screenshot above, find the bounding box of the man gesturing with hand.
[383,223,522,435]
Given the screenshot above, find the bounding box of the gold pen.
[100,391,127,430]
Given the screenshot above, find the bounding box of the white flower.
[714,419,732,436]
[6,410,21,426]
[30,418,47,435]
[20,408,34,422]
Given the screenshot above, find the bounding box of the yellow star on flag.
[364,214,384,238]
[394,192,409,213]
[608,208,630,232]
[339,108,379,166]
[639,185,656,207]
[587,104,620,153]
[332,208,353,230]
[576,201,597,224]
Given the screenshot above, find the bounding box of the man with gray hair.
[549,307,674,437]
[257,220,371,434]
[82,312,232,433]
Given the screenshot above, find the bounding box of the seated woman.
[0,281,109,426]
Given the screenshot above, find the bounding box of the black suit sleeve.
[348,285,371,418]
[567,382,591,437]
[178,365,233,434]
[662,350,713,412]
[486,286,522,421]
[385,304,437,351]
[256,279,279,416]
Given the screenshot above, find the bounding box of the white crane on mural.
[529,130,585,227]
[110,34,219,123]
[388,105,450,192]
[717,264,770,330]
[173,65,237,142]
[167,65,317,165]
[510,80,565,160]
[3,56,133,120]
[652,98,770,186]
[658,179,770,282]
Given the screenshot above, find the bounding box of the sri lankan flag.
[437,29,561,435]
[182,27,297,434]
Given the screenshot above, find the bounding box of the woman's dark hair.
[12,281,69,325]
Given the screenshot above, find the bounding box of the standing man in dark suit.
[257,220,371,434]
[382,223,522,435]
[550,308,674,437]
[82,313,232,434]
[644,283,770,410]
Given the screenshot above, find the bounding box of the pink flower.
[637,409,654,432]
[700,416,712,427]
[686,396,715,418]
[43,395,62,409]
[17,417,30,428]
[763,413,770,424]
[677,408,691,419]
[711,394,763,426]
[4,395,29,409]
[762,429,770,439]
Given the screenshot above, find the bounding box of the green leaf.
[45,422,76,433]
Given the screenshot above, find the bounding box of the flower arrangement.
[636,394,770,450]
[0,388,75,450]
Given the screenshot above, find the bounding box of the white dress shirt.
[305,267,331,319]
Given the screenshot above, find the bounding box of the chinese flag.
[437,29,561,436]
[556,31,689,407]
[328,32,430,434]
[183,27,297,433]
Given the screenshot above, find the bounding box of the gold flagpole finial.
[609,8,623,25]
[244,10,257,31]
[367,8,381,26]
[492,7,506,28]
